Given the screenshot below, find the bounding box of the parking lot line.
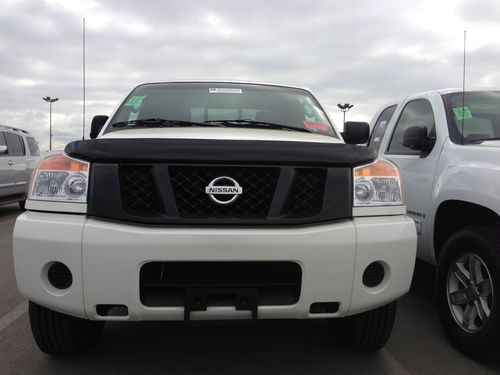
[0,218,16,227]
[380,349,411,375]
[0,301,27,334]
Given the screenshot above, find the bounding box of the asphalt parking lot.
[1,204,499,374]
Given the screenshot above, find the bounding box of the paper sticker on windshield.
[125,95,146,107]
[303,121,328,132]
[453,106,472,121]
[209,88,242,94]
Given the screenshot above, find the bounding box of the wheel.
[29,301,104,356]
[330,301,397,352]
[436,226,500,360]
[18,200,26,210]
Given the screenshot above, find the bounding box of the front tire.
[29,301,104,356]
[436,226,500,360]
[330,301,397,352]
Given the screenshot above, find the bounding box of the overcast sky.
[1,0,499,150]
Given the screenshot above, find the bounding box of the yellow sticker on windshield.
[453,106,472,120]
[125,95,146,107]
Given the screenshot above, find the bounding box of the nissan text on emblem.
[205,176,243,205]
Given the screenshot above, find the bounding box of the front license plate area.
[184,288,258,322]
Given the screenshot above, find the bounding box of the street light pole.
[43,96,59,151]
[337,103,354,127]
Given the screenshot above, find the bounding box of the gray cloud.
[0,0,499,150]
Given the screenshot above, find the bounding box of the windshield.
[442,90,500,144]
[105,82,337,137]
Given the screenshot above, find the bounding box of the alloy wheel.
[446,252,494,333]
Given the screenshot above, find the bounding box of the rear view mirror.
[0,145,7,155]
[402,126,429,151]
[90,115,109,139]
[343,121,370,144]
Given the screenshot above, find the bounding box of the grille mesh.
[121,166,160,215]
[140,261,302,307]
[284,169,326,217]
[170,167,279,217]
[118,165,330,221]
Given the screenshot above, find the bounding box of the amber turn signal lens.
[36,153,89,172]
[354,159,400,177]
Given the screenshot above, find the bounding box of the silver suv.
[0,125,40,209]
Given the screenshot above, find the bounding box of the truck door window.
[26,137,40,156]
[368,105,396,152]
[442,90,500,144]
[4,132,26,157]
[387,99,436,155]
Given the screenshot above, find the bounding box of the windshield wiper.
[469,137,500,144]
[110,118,226,128]
[203,119,312,133]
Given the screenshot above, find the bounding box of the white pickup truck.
[14,81,417,356]
[370,89,500,359]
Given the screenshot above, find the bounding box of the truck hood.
[476,140,500,148]
[65,129,376,167]
[99,127,343,144]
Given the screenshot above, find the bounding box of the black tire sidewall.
[28,301,103,356]
[436,227,500,359]
[332,301,397,352]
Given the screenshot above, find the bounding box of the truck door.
[380,99,441,263]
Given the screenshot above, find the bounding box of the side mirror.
[90,115,109,139]
[402,126,429,151]
[343,121,370,144]
[0,145,7,155]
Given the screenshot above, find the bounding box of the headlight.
[29,153,89,203]
[353,159,403,206]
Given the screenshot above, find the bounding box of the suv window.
[387,99,435,155]
[0,132,7,157]
[4,132,26,157]
[26,136,40,156]
[368,105,397,152]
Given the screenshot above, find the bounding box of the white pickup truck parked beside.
[370,89,500,359]
[14,81,417,356]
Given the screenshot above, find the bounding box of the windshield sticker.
[303,121,328,132]
[453,106,472,121]
[209,88,243,94]
[124,95,146,107]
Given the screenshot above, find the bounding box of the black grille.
[285,169,326,217]
[121,166,159,215]
[170,166,279,218]
[92,163,351,225]
[140,261,302,307]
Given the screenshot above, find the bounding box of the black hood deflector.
[65,138,376,167]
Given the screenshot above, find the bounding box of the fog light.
[362,262,385,288]
[47,262,73,290]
